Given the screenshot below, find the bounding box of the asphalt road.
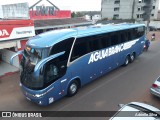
[1,34,160,120]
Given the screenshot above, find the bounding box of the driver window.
[44,58,65,87]
[46,64,59,83]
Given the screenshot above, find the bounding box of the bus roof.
[26,23,145,48]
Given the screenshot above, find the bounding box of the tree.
[76,12,84,17]
[71,12,76,18]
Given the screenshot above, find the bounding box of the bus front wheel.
[67,81,79,97]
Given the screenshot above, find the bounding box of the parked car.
[109,102,160,120]
[149,26,157,31]
[150,76,160,97]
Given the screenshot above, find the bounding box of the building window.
[151,14,154,17]
[138,7,144,11]
[140,0,149,3]
[138,0,142,3]
[113,14,119,19]
[140,14,143,18]
[153,6,155,9]
[114,0,120,4]
[138,7,141,11]
[137,14,143,18]
[114,7,120,11]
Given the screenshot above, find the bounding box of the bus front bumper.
[20,84,49,106]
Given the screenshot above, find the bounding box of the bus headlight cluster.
[34,94,44,98]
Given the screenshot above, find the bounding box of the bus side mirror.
[10,50,23,65]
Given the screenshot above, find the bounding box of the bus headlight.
[35,94,44,98]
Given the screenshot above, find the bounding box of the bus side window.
[89,35,101,52]
[100,34,111,49]
[134,27,144,38]
[128,30,132,41]
[71,37,89,62]
[44,58,62,87]
[50,38,74,62]
[110,32,119,46]
[132,29,137,40]
[137,26,145,38]
[50,38,74,55]
[48,38,74,77]
[120,31,127,43]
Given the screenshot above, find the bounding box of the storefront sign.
[0,20,35,41]
[36,6,54,16]
[29,0,71,19]
[0,29,9,37]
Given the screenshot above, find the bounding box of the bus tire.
[67,80,79,97]
[130,53,135,63]
[124,56,129,66]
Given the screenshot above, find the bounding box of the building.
[0,0,92,76]
[0,19,35,76]
[101,0,159,21]
[157,10,160,20]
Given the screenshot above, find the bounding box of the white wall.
[1,49,19,68]
[0,5,3,18]
[149,21,160,28]
[102,0,133,19]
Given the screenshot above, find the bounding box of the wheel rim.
[125,58,129,65]
[131,54,134,61]
[70,83,77,94]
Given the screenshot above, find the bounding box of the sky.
[0,0,102,11]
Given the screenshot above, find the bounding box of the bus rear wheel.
[124,56,129,66]
[67,81,79,97]
[130,53,135,63]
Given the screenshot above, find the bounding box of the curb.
[0,71,19,79]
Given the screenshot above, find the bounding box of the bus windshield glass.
[20,46,49,90]
[24,46,43,65]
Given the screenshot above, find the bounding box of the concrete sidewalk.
[0,61,19,77]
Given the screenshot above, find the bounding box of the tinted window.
[100,34,111,49]
[120,31,127,43]
[127,30,132,41]
[110,32,119,46]
[132,29,137,39]
[50,38,74,61]
[43,38,74,86]
[89,35,101,52]
[44,57,66,87]
[134,27,145,38]
[71,37,89,61]
[50,38,74,55]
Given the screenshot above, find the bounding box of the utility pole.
[146,0,153,33]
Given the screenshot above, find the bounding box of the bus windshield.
[20,46,49,90]
[24,46,43,65]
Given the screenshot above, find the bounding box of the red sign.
[30,10,71,20]
[0,20,35,41]
[0,29,10,38]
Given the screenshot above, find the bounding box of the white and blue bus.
[10,23,145,106]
